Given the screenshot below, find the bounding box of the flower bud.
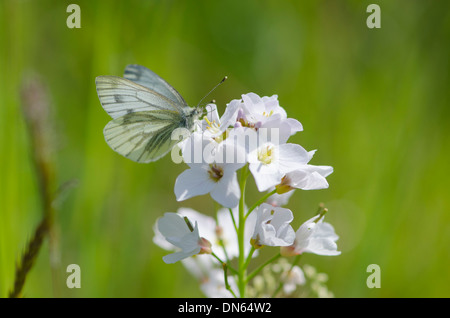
[198,237,212,254]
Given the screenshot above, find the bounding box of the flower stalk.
[152,91,339,298]
[237,165,249,297]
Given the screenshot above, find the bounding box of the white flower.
[202,103,240,141]
[177,102,239,162]
[281,214,341,256]
[179,207,237,260]
[175,134,245,208]
[238,93,302,137]
[248,142,311,192]
[281,266,306,294]
[156,212,212,264]
[251,203,296,247]
[276,164,334,193]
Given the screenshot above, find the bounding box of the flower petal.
[157,212,191,238]
[210,171,240,208]
[174,167,215,201]
[163,248,200,264]
[278,143,310,173]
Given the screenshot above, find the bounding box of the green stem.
[243,246,256,270]
[245,189,277,219]
[223,263,237,298]
[211,252,238,275]
[272,254,302,298]
[246,253,281,283]
[237,165,249,297]
[228,208,238,233]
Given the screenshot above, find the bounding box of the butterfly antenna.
[197,76,228,108]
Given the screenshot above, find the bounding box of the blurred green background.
[1,0,449,297]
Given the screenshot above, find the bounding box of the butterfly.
[95,65,205,163]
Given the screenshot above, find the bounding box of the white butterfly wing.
[123,64,187,106]
[96,75,185,119]
[103,111,184,163]
[96,67,199,163]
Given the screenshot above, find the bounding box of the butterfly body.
[96,65,204,163]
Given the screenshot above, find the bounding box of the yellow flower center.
[262,110,274,117]
[204,116,227,143]
[204,116,221,134]
[257,145,275,165]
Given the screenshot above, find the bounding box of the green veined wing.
[123,64,187,106]
[96,75,186,119]
[103,111,186,163]
[96,67,202,163]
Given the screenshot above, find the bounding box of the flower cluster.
[154,93,339,297]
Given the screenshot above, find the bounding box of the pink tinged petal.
[236,108,246,121]
[210,171,240,208]
[174,167,215,201]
